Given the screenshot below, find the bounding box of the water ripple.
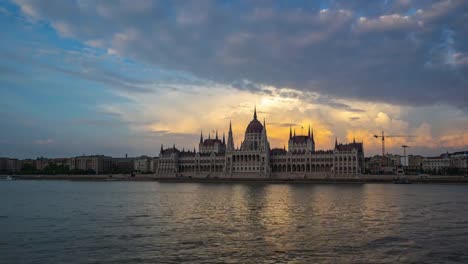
[1,182,468,263]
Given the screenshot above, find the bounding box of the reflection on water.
[1,181,468,263]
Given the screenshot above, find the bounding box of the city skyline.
[1,0,467,159]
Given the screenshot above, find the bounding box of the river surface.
[1,181,468,264]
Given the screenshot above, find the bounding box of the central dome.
[245,118,263,133]
[245,106,263,133]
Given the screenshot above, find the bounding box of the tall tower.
[260,118,270,151]
[227,120,235,152]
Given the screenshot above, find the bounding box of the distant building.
[0,158,20,173]
[422,156,450,173]
[450,151,467,173]
[154,107,365,179]
[35,157,51,171]
[199,131,226,154]
[288,126,315,153]
[365,155,399,174]
[134,156,152,173]
[70,155,112,174]
[387,154,402,167]
[19,159,35,170]
[407,155,423,172]
[334,138,365,176]
[150,157,159,173]
[52,158,70,168]
[112,157,134,173]
[366,155,384,174]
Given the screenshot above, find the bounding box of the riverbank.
[5,174,468,184]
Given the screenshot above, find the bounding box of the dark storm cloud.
[12,0,468,109]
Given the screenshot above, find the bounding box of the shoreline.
[4,174,468,184]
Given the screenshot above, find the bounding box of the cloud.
[10,0,468,111]
[2,0,468,158]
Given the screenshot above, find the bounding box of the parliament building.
[155,107,364,179]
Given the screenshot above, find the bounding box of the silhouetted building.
[155,107,365,179]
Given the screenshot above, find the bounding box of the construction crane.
[373,131,414,166]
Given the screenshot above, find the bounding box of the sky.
[0,0,467,159]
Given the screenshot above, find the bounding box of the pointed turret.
[193,147,196,153]
[173,143,175,149]
[227,120,235,151]
[294,128,296,137]
[160,144,163,155]
[215,130,218,140]
[335,137,338,148]
[222,132,225,144]
[311,128,315,143]
[200,131,203,144]
[261,118,269,150]
[289,126,292,139]
[308,125,311,138]
[253,105,257,120]
[353,137,356,144]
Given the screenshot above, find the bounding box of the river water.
[1,181,468,263]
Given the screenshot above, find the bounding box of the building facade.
[0,158,20,174]
[154,108,365,179]
[422,156,450,173]
[112,157,134,173]
[449,151,467,174]
[134,156,153,173]
[70,155,112,174]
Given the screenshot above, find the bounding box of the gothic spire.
[160,144,163,154]
[294,128,296,137]
[253,105,257,120]
[222,132,225,144]
[215,130,218,140]
[335,137,338,148]
[353,136,356,144]
[308,125,311,138]
[311,128,315,143]
[227,120,235,151]
[261,118,268,150]
[289,126,292,139]
[200,131,203,144]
